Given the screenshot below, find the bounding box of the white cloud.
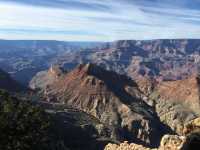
[0,0,200,41]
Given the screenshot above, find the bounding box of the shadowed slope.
[0,69,25,92]
[43,64,171,147]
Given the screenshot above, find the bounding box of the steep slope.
[0,40,103,85]
[0,90,111,150]
[0,69,25,92]
[104,117,200,150]
[40,103,113,150]
[156,75,200,111]
[1,39,200,85]
[29,65,65,90]
[43,64,170,147]
[55,39,200,81]
[149,75,200,134]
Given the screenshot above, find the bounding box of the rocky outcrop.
[183,117,200,135]
[42,64,169,147]
[55,39,200,82]
[29,65,65,90]
[38,102,113,150]
[104,117,200,150]
[30,63,200,149]
[181,117,200,149]
[0,40,102,86]
[156,76,200,112]
[159,135,186,150]
[104,141,151,150]
[104,135,185,150]
[176,117,200,149]
[148,76,200,134]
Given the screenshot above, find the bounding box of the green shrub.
[0,90,52,150]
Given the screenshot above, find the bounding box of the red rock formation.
[149,75,200,134]
[156,75,200,112]
[44,64,168,147]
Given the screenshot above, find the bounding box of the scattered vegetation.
[0,90,53,150]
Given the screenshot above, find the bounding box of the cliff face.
[0,40,102,86]
[156,76,200,111]
[42,64,169,147]
[30,63,200,149]
[104,135,186,150]
[147,76,200,135]
[55,39,200,82]
[29,65,65,90]
[1,39,200,86]
[104,117,200,150]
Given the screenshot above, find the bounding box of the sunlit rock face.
[34,64,169,147]
[56,39,200,82]
[148,75,200,135]
[104,117,200,150]
[104,141,152,150]
[159,135,186,150]
[29,65,65,90]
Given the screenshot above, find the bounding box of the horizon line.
[1,38,200,43]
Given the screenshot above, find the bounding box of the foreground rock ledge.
[104,135,185,150]
[104,117,200,150]
[104,141,152,150]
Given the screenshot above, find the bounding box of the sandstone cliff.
[29,65,65,90]
[42,64,169,147]
[148,76,200,134]
[104,117,200,150]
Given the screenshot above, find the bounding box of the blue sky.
[0,0,200,41]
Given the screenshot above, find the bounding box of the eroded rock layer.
[104,117,200,150]
[42,64,169,147]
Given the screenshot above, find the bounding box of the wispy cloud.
[0,0,113,12]
[0,0,200,41]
